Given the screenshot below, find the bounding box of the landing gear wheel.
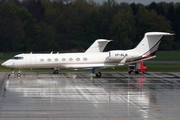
[53,70,59,74]
[96,72,102,78]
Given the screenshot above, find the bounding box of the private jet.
[2,32,173,77]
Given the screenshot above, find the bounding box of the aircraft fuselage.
[2,51,141,70]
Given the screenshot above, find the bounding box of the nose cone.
[1,61,14,68]
[1,61,7,67]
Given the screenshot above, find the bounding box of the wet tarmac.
[0,72,180,120]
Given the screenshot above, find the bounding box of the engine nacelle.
[109,51,127,61]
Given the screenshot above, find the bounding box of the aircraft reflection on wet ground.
[0,72,180,119]
[128,74,146,87]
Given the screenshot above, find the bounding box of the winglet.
[85,39,112,53]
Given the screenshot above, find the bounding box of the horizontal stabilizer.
[145,32,174,36]
[85,39,112,53]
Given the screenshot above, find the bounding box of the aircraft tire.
[53,70,58,74]
[96,72,102,78]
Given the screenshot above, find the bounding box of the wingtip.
[170,33,175,35]
[145,32,175,36]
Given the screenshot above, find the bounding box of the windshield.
[11,57,24,60]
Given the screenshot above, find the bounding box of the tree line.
[0,0,179,52]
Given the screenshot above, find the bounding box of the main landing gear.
[53,69,59,74]
[93,68,102,78]
[95,72,102,78]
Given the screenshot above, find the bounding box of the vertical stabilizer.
[133,32,173,58]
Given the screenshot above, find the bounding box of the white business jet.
[2,32,173,77]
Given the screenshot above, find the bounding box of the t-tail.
[131,32,173,61]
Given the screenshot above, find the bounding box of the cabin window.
[55,58,58,62]
[69,58,73,61]
[62,58,66,61]
[40,59,44,62]
[47,58,51,62]
[83,57,87,61]
[76,58,80,61]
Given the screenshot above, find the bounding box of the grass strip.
[149,51,180,61]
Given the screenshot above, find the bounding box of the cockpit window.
[11,57,24,60]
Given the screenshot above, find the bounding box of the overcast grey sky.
[94,0,180,5]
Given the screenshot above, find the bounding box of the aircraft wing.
[67,64,115,70]
[85,39,112,53]
[118,55,128,66]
